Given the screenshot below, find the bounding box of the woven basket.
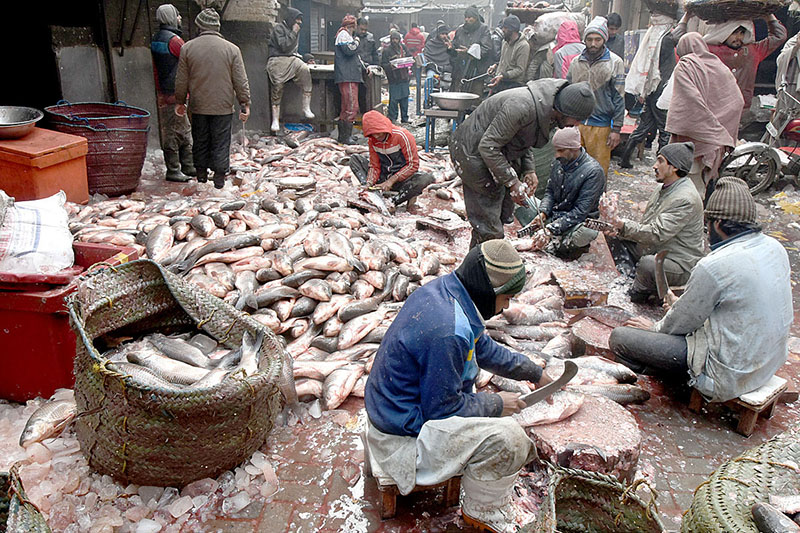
[685,0,788,22]
[643,0,681,17]
[522,463,666,533]
[67,259,285,487]
[1,464,51,532]
[682,423,800,533]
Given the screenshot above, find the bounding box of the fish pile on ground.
[66,136,462,412]
[0,390,358,533]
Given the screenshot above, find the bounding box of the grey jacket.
[655,232,793,402]
[268,9,301,58]
[497,34,530,84]
[356,30,380,66]
[451,78,567,187]
[540,149,605,235]
[567,48,625,132]
[175,31,250,115]
[619,177,704,275]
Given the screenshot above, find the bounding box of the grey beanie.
[480,240,527,295]
[502,15,521,32]
[658,142,694,177]
[554,82,596,121]
[705,177,757,224]
[195,8,221,32]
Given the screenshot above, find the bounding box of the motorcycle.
[718,84,800,194]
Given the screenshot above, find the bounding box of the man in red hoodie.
[350,110,434,212]
[404,23,426,57]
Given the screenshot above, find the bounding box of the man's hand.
[625,316,655,330]
[522,171,538,192]
[487,75,502,88]
[456,46,467,53]
[292,22,301,33]
[531,212,546,228]
[175,104,187,117]
[499,391,526,416]
[508,179,528,206]
[662,289,678,310]
[239,105,250,123]
[531,228,551,250]
[376,177,396,191]
[488,64,497,75]
[607,131,621,150]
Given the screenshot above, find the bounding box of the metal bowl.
[0,106,44,139]
[431,92,481,111]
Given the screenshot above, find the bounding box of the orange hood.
[362,111,393,137]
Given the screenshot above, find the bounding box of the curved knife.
[519,360,578,407]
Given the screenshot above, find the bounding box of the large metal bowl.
[431,92,481,111]
[0,106,44,139]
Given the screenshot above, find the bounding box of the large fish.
[127,349,209,385]
[337,308,386,350]
[296,378,324,400]
[565,384,650,405]
[234,270,258,310]
[512,391,584,427]
[323,364,365,410]
[294,360,349,380]
[298,279,332,302]
[503,303,562,326]
[295,255,353,273]
[148,333,212,368]
[108,362,186,391]
[146,224,174,263]
[751,502,800,533]
[176,233,261,273]
[490,374,532,394]
[328,230,366,272]
[19,399,78,447]
[302,228,329,257]
[312,294,352,325]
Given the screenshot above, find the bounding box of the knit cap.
[502,15,521,32]
[658,142,694,176]
[156,4,180,27]
[552,127,582,149]
[554,82,596,121]
[705,177,757,224]
[584,16,609,41]
[480,240,527,295]
[195,8,220,32]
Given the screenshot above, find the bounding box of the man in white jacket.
[608,177,793,403]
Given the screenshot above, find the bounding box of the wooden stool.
[362,430,461,519]
[689,375,788,437]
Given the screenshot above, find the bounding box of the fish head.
[19,419,49,447]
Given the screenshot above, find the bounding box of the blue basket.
[284,123,314,132]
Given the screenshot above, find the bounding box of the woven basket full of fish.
[684,0,789,23]
[681,423,800,532]
[521,463,666,533]
[66,259,284,487]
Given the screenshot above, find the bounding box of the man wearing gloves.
[150,4,194,182]
[601,142,705,304]
[529,127,605,260]
[674,14,786,112]
[266,8,314,134]
[350,111,434,212]
[335,15,362,144]
[451,80,596,248]
[567,16,625,175]
[620,14,678,168]
[609,178,792,404]
[175,9,250,189]
[487,15,530,94]
[365,240,542,533]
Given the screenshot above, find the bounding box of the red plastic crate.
[0,242,138,402]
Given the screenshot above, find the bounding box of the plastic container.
[0,127,89,204]
[44,101,150,197]
[0,242,138,402]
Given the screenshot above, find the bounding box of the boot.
[302,92,315,119]
[164,150,190,182]
[337,119,355,145]
[461,474,523,533]
[405,196,419,214]
[213,172,226,190]
[619,140,636,169]
[196,168,208,184]
[271,104,281,133]
[179,145,196,176]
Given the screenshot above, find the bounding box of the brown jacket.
[175,31,250,115]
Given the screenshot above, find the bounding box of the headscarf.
[554,20,581,52]
[283,7,302,29]
[666,33,743,166]
[703,20,755,46]
[156,4,180,28]
[625,14,675,98]
[337,14,357,38]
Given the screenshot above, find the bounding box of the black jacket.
[269,8,302,58]
[382,43,410,84]
[540,149,606,235]
[356,30,380,66]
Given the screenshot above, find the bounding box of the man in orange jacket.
[349,110,434,212]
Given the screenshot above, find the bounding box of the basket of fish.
[684,0,789,23]
[66,259,288,487]
[682,422,800,533]
[524,463,666,533]
[1,464,51,532]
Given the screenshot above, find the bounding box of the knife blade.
[519,360,578,407]
[654,250,669,300]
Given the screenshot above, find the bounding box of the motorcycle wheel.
[718,150,778,195]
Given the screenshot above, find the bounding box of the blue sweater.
[365,272,542,437]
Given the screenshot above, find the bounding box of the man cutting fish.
[365,240,543,533]
[349,110,434,213]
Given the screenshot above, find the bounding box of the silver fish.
[512,391,585,427]
[323,364,365,410]
[19,399,78,447]
[127,349,209,384]
[146,224,174,263]
[148,333,212,368]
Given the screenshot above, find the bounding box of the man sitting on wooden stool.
[365,240,543,533]
[608,178,792,404]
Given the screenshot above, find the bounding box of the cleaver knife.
[519,360,578,407]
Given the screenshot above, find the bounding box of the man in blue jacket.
[365,240,543,533]
[530,127,605,259]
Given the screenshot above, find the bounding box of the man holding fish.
[350,110,434,213]
[365,240,543,533]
